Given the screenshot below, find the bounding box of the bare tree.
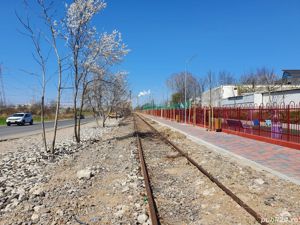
[166,72,201,103]
[240,67,279,98]
[206,71,216,107]
[240,71,257,93]
[256,67,279,103]
[87,77,102,127]
[87,71,129,127]
[197,77,206,106]
[218,70,236,85]
[16,13,48,151]
[36,0,65,154]
[101,72,128,127]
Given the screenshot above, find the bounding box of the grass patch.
[0,117,6,125]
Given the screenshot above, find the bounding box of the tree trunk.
[41,61,47,152]
[38,0,63,155]
[77,86,86,142]
[41,95,47,151]
[74,88,79,143]
[88,95,100,127]
[73,51,80,143]
[51,58,62,154]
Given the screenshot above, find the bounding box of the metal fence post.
[287,105,290,141]
[193,106,196,125]
[204,108,206,128]
[259,106,262,136]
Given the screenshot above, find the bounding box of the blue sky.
[1,0,300,105]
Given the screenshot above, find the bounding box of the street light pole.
[184,55,197,124]
[185,64,187,124]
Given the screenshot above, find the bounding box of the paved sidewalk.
[144,115,300,185]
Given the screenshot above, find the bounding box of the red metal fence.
[143,103,300,149]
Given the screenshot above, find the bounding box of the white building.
[201,85,238,107]
[221,93,262,107]
[201,85,300,107]
[221,88,300,107]
[262,89,300,106]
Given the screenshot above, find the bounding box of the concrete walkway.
[144,114,300,185]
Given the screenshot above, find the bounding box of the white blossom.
[97,30,129,64]
[66,0,106,34]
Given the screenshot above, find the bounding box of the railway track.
[134,113,269,225]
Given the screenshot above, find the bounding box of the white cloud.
[138,89,151,97]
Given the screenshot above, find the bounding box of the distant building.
[200,70,300,107]
[221,93,262,107]
[201,85,238,107]
[201,85,300,107]
[262,88,300,106]
[282,70,300,85]
[221,88,300,107]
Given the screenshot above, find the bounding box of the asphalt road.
[0,118,93,140]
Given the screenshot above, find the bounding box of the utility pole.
[0,65,6,107]
[32,86,37,105]
[185,65,187,123]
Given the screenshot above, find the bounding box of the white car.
[6,113,33,126]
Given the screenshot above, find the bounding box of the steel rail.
[136,113,269,225]
[133,115,161,225]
